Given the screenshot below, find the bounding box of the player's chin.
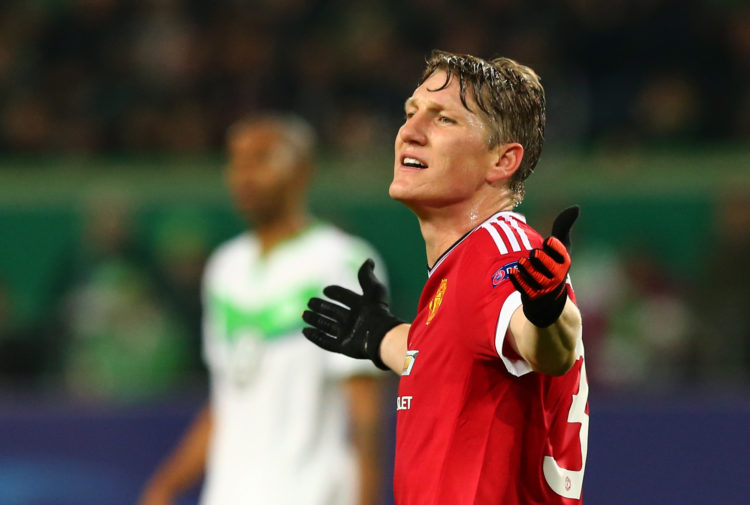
[389,187,428,213]
[388,180,412,202]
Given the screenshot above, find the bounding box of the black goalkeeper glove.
[302,259,403,370]
[509,205,579,328]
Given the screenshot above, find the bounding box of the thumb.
[358,258,386,302]
[549,205,580,250]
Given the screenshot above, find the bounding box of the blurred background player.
[138,114,385,505]
[303,51,587,504]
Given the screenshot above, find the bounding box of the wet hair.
[420,50,546,204]
[226,113,317,168]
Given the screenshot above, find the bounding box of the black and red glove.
[509,205,579,328]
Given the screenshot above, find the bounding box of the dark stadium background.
[0,1,748,504]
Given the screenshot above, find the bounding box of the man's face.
[226,125,298,223]
[389,70,495,211]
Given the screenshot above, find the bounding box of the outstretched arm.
[379,323,410,374]
[345,376,384,505]
[138,403,211,505]
[508,297,582,376]
[508,206,583,376]
[302,259,404,372]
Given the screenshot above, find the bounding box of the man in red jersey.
[303,50,588,505]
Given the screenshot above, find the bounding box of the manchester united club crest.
[426,278,448,325]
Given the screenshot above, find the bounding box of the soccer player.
[302,51,588,504]
[139,115,385,505]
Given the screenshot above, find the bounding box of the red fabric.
[393,213,587,505]
[514,236,571,299]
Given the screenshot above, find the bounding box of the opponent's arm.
[345,376,384,505]
[138,403,211,505]
[302,259,405,373]
[508,206,583,376]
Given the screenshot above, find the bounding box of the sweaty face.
[227,126,298,224]
[389,70,496,212]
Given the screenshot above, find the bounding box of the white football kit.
[200,222,383,505]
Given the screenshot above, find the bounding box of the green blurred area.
[0,146,748,325]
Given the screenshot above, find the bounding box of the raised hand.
[302,259,403,370]
[509,206,579,328]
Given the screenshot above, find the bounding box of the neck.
[414,192,516,267]
[254,207,311,255]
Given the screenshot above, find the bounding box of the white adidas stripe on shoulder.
[481,212,533,255]
[480,221,509,254]
[503,214,532,250]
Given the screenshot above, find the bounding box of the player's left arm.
[507,206,583,376]
[508,297,581,376]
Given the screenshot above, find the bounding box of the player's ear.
[486,142,523,184]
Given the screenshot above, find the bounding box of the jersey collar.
[427,210,526,278]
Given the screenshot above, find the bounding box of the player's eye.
[438,115,456,124]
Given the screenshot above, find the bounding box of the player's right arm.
[137,403,212,505]
[302,259,405,373]
[379,323,410,373]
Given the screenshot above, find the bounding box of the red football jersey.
[394,211,588,505]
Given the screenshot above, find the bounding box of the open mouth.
[402,156,428,169]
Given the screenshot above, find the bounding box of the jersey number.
[543,358,589,499]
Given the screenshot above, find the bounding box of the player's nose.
[398,115,427,146]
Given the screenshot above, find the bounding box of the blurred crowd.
[0,192,211,403]
[1,0,750,156]
[576,191,750,394]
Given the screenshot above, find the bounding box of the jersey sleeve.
[473,258,534,378]
[468,214,544,377]
[493,290,532,376]
[492,270,578,377]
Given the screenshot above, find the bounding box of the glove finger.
[542,237,567,264]
[302,310,341,337]
[358,258,387,302]
[302,327,344,353]
[509,270,538,297]
[550,205,579,250]
[528,251,554,279]
[517,258,544,290]
[509,260,542,295]
[519,256,558,293]
[323,285,361,308]
[508,270,527,296]
[533,245,569,282]
[307,297,349,322]
[518,257,567,298]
